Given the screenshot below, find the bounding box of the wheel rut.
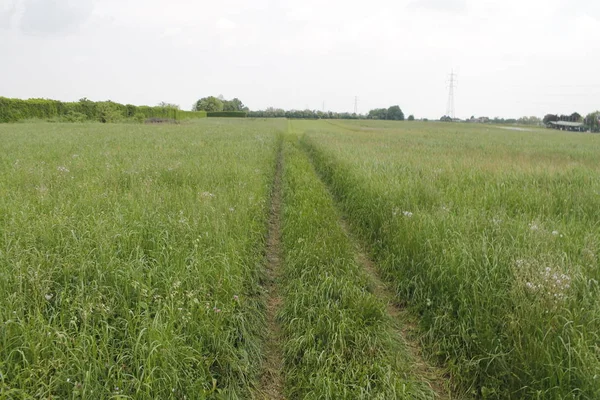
[301,140,455,399]
[256,138,285,399]
[339,217,453,399]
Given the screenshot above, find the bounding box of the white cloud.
[0,0,599,118]
[3,0,96,35]
[216,18,236,31]
[408,0,467,13]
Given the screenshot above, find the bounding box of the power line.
[446,70,457,119]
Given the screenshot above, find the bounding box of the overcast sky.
[1,0,599,118]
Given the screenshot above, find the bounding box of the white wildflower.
[403,211,413,218]
[45,294,54,301]
[57,166,69,173]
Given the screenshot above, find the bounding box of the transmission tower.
[446,70,457,119]
[354,96,358,114]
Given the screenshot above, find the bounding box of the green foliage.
[61,110,88,123]
[133,112,146,123]
[207,111,247,118]
[193,96,224,112]
[366,106,404,121]
[517,116,541,125]
[0,97,206,124]
[585,111,600,132]
[248,108,362,119]
[222,98,248,112]
[97,101,124,123]
[367,108,388,120]
[407,114,415,121]
[387,105,404,120]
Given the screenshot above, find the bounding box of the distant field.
[1,118,599,399]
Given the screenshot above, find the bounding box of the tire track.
[256,137,285,399]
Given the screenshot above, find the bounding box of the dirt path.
[256,138,285,399]
[338,217,454,399]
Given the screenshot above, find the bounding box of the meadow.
[1,118,599,399]
[299,120,600,399]
[0,120,281,398]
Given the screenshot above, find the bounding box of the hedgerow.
[0,97,206,123]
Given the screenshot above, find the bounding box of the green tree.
[585,112,600,132]
[223,98,248,112]
[387,105,404,121]
[158,102,180,110]
[570,112,582,122]
[367,108,387,120]
[194,96,224,112]
[407,115,415,121]
[97,102,123,123]
[543,114,558,125]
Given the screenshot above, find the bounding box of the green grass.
[279,138,434,399]
[0,119,284,399]
[2,117,599,399]
[299,119,600,399]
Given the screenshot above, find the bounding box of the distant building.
[546,121,586,132]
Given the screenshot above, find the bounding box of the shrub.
[207,111,247,118]
[0,97,207,123]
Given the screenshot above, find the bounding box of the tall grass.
[0,119,284,398]
[279,139,434,399]
[300,120,600,399]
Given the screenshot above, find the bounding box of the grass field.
[299,120,600,399]
[1,118,599,399]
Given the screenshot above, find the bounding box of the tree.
[223,98,248,112]
[387,105,404,120]
[158,102,179,109]
[97,101,123,123]
[570,112,582,122]
[193,96,224,112]
[368,108,387,120]
[584,112,600,132]
[518,116,541,125]
[407,115,415,121]
[543,114,559,125]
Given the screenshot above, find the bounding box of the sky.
[0,0,599,119]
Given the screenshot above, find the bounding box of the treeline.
[367,105,405,120]
[248,105,408,120]
[193,96,248,112]
[462,116,542,125]
[248,108,362,119]
[0,97,207,123]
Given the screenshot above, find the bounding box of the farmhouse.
[547,121,586,132]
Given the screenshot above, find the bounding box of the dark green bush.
[207,111,247,118]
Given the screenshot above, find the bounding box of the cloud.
[408,0,467,13]
[215,18,236,31]
[10,0,95,35]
